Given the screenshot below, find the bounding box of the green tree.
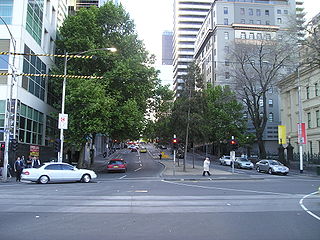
[55,2,159,162]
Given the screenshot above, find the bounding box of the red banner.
[297,123,306,144]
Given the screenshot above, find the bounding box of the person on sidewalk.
[203,157,211,176]
[14,157,24,182]
[159,152,162,160]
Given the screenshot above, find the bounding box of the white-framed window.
[241,19,245,24]
[241,32,246,39]
[249,33,254,39]
[268,99,273,107]
[225,72,230,79]
[284,10,288,14]
[249,8,253,15]
[266,20,270,25]
[315,83,319,96]
[277,18,282,24]
[240,8,245,15]
[265,10,269,16]
[307,112,312,128]
[268,112,274,122]
[257,20,261,24]
[266,34,271,40]
[224,7,228,14]
[277,9,281,14]
[259,99,264,106]
[256,9,261,16]
[257,33,262,39]
[249,20,254,24]
[224,32,229,40]
[316,110,320,127]
[224,18,228,25]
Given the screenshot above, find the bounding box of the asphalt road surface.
[0,145,319,240]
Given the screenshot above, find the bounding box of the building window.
[277,9,281,14]
[22,45,46,101]
[249,20,254,24]
[306,86,310,99]
[241,19,245,24]
[224,7,228,14]
[26,0,44,45]
[243,112,248,119]
[257,33,262,39]
[268,112,274,122]
[225,72,230,79]
[225,60,230,66]
[257,20,261,25]
[259,99,264,107]
[309,141,313,155]
[224,32,229,40]
[249,33,254,39]
[0,0,14,25]
[241,32,246,39]
[315,83,319,96]
[268,87,273,93]
[224,46,229,53]
[268,99,273,107]
[266,34,271,40]
[316,110,320,127]
[277,18,282,24]
[224,18,228,25]
[240,8,245,15]
[284,10,288,14]
[19,103,44,145]
[307,112,311,128]
[249,8,253,16]
[265,10,269,16]
[256,9,261,16]
[266,20,270,25]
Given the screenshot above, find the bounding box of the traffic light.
[172,138,178,149]
[229,139,239,150]
[54,139,61,152]
[11,139,18,151]
[0,143,5,151]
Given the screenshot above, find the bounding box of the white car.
[21,162,97,184]
[219,156,232,166]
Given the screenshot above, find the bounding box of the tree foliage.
[55,2,159,153]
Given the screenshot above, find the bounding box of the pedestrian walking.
[14,157,24,182]
[203,157,211,176]
[159,152,162,160]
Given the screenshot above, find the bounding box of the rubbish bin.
[316,166,320,175]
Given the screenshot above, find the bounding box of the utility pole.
[1,16,16,182]
[297,67,304,173]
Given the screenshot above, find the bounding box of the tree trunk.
[256,134,266,159]
[77,143,86,168]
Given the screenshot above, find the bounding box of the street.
[0,144,319,240]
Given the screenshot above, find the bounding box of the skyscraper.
[162,31,173,65]
[173,0,213,97]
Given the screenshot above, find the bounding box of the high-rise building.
[0,0,67,161]
[162,31,173,65]
[173,0,213,97]
[194,0,296,154]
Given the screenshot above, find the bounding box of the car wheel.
[268,168,273,175]
[38,175,49,184]
[256,167,260,172]
[81,174,91,183]
[283,173,288,176]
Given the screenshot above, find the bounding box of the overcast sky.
[120,0,319,64]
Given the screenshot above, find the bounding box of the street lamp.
[1,16,17,182]
[58,47,117,162]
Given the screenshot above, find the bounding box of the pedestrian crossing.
[0,193,308,214]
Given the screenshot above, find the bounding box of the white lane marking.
[161,180,295,196]
[134,167,142,172]
[119,175,127,179]
[299,191,320,221]
[139,164,143,167]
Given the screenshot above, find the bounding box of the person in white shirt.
[203,157,211,176]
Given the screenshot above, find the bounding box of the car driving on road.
[107,159,127,173]
[21,162,97,184]
[255,159,289,175]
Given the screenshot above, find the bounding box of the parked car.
[219,156,232,166]
[21,162,97,184]
[107,159,127,173]
[255,159,289,175]
[131,147,138,152]
[234,157,254,169]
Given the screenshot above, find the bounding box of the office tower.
[173,0,213,97]
[194,0,296,154]
[0,0,66,160]
[162,31,173,65]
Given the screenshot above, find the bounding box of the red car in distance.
[107,159,127,173]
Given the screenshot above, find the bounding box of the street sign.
[58,113,68,130]
[297,123,306,144]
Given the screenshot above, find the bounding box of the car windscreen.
[238,158,248,162]
[270,160,282,165]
